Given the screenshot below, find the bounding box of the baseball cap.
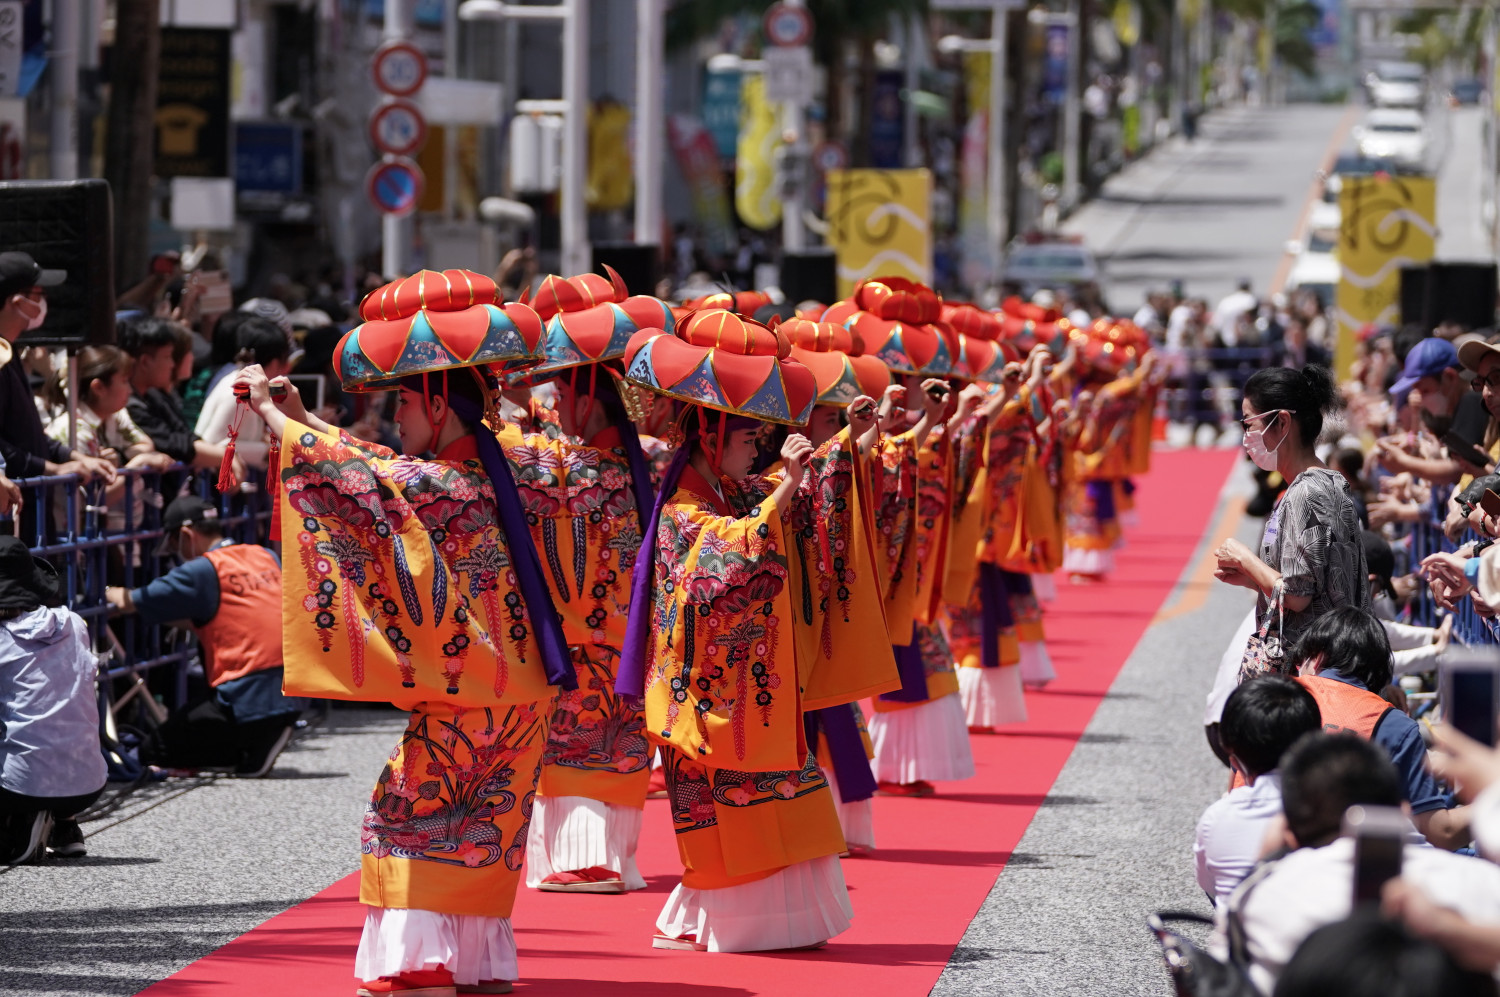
[1389,337,1460,400]
[156,496,219,555]
[1458,335,1500,375]
[0,251,66,300]
[1360,530,1398,600]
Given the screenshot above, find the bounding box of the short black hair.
[235,316,291,366]
[1219,676,1322,779]
[1333,447,1365,478]
[118,316,182,359]
[1291,606,1393,692]
[1274,910,1498,997]
[1280,732,1402,848]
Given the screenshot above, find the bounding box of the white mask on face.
[12,294,45,331]
[1244,410,1288,472]
[1425,391,1451,418]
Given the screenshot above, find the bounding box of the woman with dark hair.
[1214,365,1368,680]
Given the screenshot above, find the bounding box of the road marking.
[1152,494,1248,623]
[1269,105,1360,295]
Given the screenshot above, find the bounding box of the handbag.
[1147,861,1277,997]
[1239,579,1286,680]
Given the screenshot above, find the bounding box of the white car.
[1354,110,1427,166]
[1285,228,1339,307]
[1366,61,1426,108]
[1000,237,1101,297]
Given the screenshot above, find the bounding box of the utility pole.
[560,0,589,275]
[383,0,410,278]
[104,0,161,288]
[1061,0,1082,209]
[987,4,1009,268]
[49,0,80,179]
[780,0,809,254]
[634,0,664,249]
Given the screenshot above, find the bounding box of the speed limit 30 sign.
[372,40,428,98]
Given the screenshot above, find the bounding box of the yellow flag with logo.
[587,99,635,211]
[735,74,783,230]
[1335,174,1436,377]
[825,169,933,299]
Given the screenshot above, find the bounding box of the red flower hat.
[624,307,816,426]
[821,277,952,377]
[335,269,545,391]
[780,316,891,405]
[513,265,674,382]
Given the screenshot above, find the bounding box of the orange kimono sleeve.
[277,421,556,710]
[776,427,901,710]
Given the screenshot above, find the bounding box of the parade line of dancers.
[227,266,1160,996]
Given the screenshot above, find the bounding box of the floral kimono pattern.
[277,423,554,710]
[360,703,547,918]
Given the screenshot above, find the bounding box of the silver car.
[1000,238,1101,296]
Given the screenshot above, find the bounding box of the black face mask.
[1420,406,1454,437]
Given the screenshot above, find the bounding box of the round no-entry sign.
[763,3,813,47]
[372,41,428,98]
[366,157,425,216]
[369,98,428,158]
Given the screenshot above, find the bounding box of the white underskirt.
[1063,546,1115,576]
[823,764,875,850]
[525,794,646,890]
[868,691,977,784]
[1032,573,1058,602]
[354,908,516,986]
[957,664,1028,728]
[1019,640,1056,687]
[656,854,854,952]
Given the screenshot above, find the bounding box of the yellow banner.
[825,168,933,299]
[1335,174,1436,377]
[734,74,783,231]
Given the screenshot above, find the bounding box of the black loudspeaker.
[1400,262,1499,332]
[0,179,115,347]
[780,250,837,306]
[592,242,662,296]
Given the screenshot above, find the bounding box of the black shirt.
[127,387,198,463]
[0,353,70,478]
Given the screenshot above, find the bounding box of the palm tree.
[666,0,930,166]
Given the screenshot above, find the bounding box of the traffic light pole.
[383,0,410,278]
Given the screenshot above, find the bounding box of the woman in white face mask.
[1214,364,1371,683]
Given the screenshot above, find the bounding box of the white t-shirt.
[1195,772,1284,904]
[1213,838,1500,995]
[1212,290,1258,343]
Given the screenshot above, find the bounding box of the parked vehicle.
[1365,61,1426,108]
[1354,109,1428,167]
[1449,78,1484,106]
[1000,235,1101,298]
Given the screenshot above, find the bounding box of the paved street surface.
[0,102,1489,997]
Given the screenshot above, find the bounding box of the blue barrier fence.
[5,463,276,711]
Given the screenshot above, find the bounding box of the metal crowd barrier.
[1155,347,1270,426]
[5,463,275,711]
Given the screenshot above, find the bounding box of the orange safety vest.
[198,544,285,687]
[1297,674,1393,740]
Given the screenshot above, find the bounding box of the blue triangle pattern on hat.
[673,354,730,410]
[393,312,463,376]
[738,366,792,422]
[625,336,661,387]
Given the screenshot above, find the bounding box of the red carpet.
[141,448,1238,997]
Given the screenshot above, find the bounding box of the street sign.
[763,3,813,47]
[366,157,424,216]
[813,141,847,173]
[763,46,814,105]
[372,40,428,98]
[369,98,428,157]
[932,0,1025,8]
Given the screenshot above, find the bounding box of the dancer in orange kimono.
[237,270,573,997]
[617,304,899,951]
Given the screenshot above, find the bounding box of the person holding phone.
[1210,733,1500,996]
[1377,338,1493,486]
